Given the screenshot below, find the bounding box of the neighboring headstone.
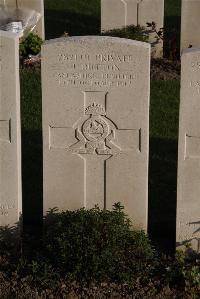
[181,0,200,52]
[101,0,164,58]
[42,36,150,230]
[0,31,21,227]
[177,48,200,252]
[2,0,45,39]
[101,0,138,32]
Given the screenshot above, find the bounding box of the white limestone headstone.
[42,36,150,230]
[1,0,45,39]
[0,31,21,227]
[181,0,200,52]
[101,0,164,58]
[177,48,200,252]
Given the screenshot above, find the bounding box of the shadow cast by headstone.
[22,129,43,228]
[164,16,181,58]
[148,136,178,253]
[45,9,100,39]
[22,129,43,254]
[25,133,178,254]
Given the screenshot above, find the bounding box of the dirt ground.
[151,58,180,81]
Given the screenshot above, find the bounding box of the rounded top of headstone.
[43,35,151,49]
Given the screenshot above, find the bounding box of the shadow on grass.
[22,129,43,227]
[164,16,181,58]
[45,9,100,39]
[21,129,43,253]
[148,137,178,253]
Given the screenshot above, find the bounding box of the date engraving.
[53,52,137,88]
[0,203,15,217]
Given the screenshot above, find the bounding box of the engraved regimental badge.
[70,102,120,155]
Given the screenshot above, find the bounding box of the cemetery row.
[1,31,200,252]
[1,0,200,56]
[1,0,200,253]
[102,0,200,57]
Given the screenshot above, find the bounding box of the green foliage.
[2,208,200,297]
[166,251,200,291]
[43,203,155,282]
[19,33,43,58]
[16,258,61,290]
[101,25,149,42]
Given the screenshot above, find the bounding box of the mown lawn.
[44,0,100,38]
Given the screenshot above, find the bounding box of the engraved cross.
[50,91,141,209]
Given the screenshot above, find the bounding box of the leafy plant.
[43,203,155,283]
[165,250,200,291]
[2,206,200,296]
[19,33,43,58]
[146,21,164,41]
[101,25,149,42]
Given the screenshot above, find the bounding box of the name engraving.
[53,52,137,88]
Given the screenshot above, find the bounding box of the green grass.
[20,73,180,139]
[45,0,99,15]
[149,80,180,250]
[164,0,181,54]
[165,0,181,17]
[44,0,100,38]
[21,69,41,130]
[20,69,42,226]
[150,80,180,139]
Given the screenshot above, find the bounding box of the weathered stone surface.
[138,0,164,58]
[181,0,200,51]
[3,0,45,39]
[101,0,164,58]
[101,0,138,32]
[0,31,21,226]
[177,48,200,252]
[42,36,150,230]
